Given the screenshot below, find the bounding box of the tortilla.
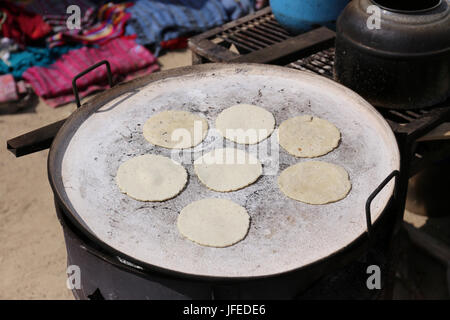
[194,148,262,192]
[143,110,208,149]
[278,115,340,158]
[215,104,275,144]
[177,198,250,247]
[278,161,351,204]
[116,154,187,201]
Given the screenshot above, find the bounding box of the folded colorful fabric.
[221,0,255,20]
[0,74,18,103]
[0,38,18,67]
[0,1,52,45]
[25,0,97,33]
[160,37,188,50]
[43,7,96,34]
[49,2,134,47]
[125,0,254,54]
[25,0,96,16]
[23,38,159,108]
[0,44,80,79]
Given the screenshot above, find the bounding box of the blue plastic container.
[270,0,350,34]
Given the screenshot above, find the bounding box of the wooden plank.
[191,51,205,65]
[229,27,336,65]
[7,119,66,157]
[417,122,450,142]
[188,39,239,62]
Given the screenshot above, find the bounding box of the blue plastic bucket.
[270,0,350,34]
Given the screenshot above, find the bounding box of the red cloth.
[23,38,160,107]
[0,2,51,45]
[160,37,188,50]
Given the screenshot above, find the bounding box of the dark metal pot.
[7,62,400,299]
[334,0,450,109]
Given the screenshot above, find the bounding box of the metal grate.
[189,7,335,64]
[285,48,450,132]
[288,48,335,78]
[210,11,292,53]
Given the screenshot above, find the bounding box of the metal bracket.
[72,60,113,108]
[365,170,400,239]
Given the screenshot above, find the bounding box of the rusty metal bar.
[227,30,270,49]
[216,35,256,52]
[388,110,415,122]
[252,23,291,40]
[238,29,279,45]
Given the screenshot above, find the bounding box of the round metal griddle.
[49,63,400,279]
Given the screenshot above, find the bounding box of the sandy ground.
[0,50,192,300]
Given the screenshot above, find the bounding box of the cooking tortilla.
[143,110,208,149]
[177,198,250,247]
[194,148,262,192]
[278,115,341,158]
[278,161,351,204]
[116,154,187,201]
[215,104,275,144]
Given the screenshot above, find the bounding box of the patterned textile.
[125,0,254,54]
[0,44,80,79]
[221,0,254,20]
[23,37,159,107]
[25,0,95,16]
[48,2,134,47]
[25,0,97,33]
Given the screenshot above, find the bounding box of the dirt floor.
[0,50,192,299]
[1,48,449,300]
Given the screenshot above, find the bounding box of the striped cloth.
[125,0,254,54]
[25,0,97,33]
[25,0,95,16]
[0,44,81,79]
[48,2,134,47]
[23,37,159,107]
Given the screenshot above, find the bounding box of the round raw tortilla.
[215,104,275,144]
[194,148,262,192]
[177,198,250,247]
[116,154,187,201]
[143,110,208,149]
[278,161,351,205]
[278,115,341,158]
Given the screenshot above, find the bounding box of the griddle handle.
[6,119,66,157]
[72,60,113,109]
[365,170,400,239]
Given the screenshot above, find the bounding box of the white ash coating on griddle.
[61,65,399,278]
